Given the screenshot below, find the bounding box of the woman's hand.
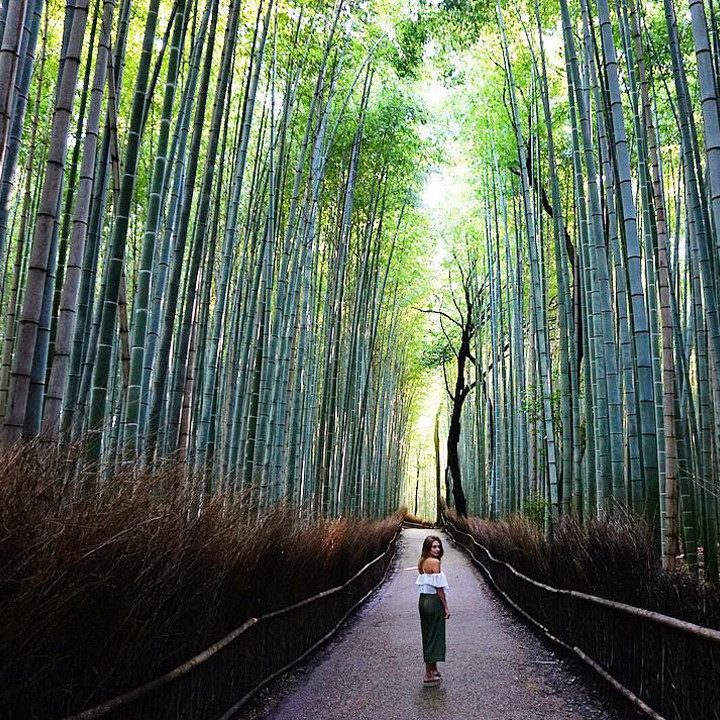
[436,587,450,618]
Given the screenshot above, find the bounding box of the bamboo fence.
[57,529,401,720]
[444,518,720,720]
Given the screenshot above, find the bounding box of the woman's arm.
[436,587,450,619]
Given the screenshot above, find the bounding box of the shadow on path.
[247,528,630,720]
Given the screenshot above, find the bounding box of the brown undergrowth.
[446,507,720,630]
[0,443,401,718]
[401,510,433,526]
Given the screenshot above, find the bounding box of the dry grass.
[447,507,720,630]
[0,444,401,718]
[400,507,434,526]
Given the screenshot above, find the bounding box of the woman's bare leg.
[424,662,442,681]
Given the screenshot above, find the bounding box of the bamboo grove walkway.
[252,529,624,720]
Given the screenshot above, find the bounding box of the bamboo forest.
[3,0,720,717]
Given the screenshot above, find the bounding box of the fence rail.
[59,528,401,720]
[443,518,720,720]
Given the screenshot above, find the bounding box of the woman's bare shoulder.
[421,558,441,573]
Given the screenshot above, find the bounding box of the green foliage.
[522,492,549,530]
[420,326,459,369]
[390,16,430,78]
[521,385,562,430]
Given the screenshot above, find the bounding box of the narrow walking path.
[257,528,624,720]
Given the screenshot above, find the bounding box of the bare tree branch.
[439,315,459,360]
[442,359,454,401]
[414,306,463,330]
[448,268,466,325]
[460,380,477,399]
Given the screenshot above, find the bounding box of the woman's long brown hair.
[417,535,444,572]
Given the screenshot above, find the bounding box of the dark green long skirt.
[419,593,446,662]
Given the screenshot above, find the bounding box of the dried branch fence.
[444,518,720,720]
[56,529,401,720]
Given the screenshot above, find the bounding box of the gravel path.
[252,528,628,720]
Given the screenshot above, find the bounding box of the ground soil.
[236,528,641,720]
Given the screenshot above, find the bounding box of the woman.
[416,535,450,685]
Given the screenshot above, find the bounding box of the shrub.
[446,507,720,630]
[0,444,401,717]
[521,493,548,531]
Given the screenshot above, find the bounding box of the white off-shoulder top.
[416,571,450,595]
